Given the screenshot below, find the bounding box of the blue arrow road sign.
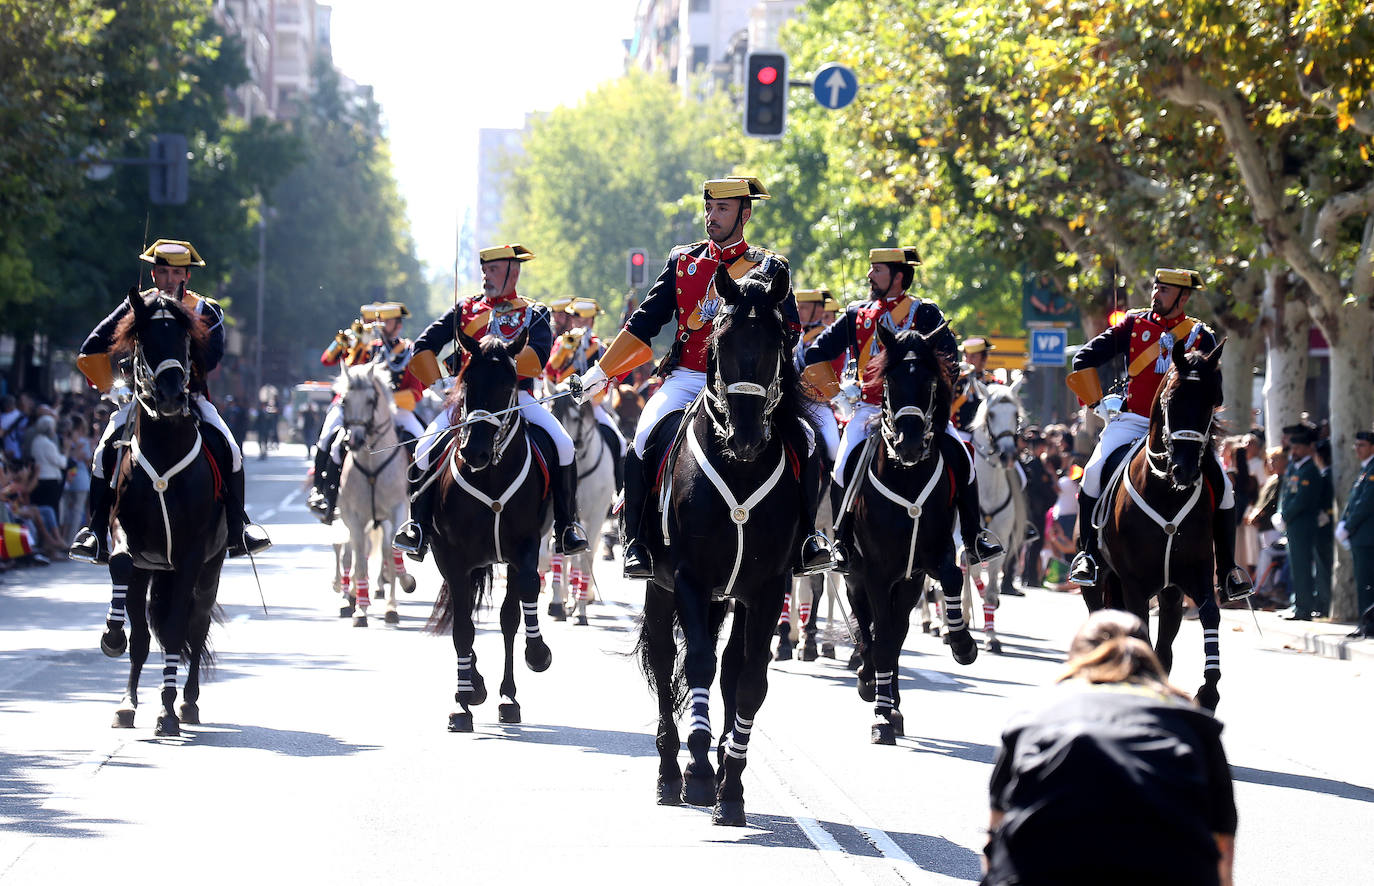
[1029,327,1069,367]
[813,63,858,110]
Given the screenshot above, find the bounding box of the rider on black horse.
[800,246,1004,574]
[70,239,272,563]
[574,176,835,580]
[393,243,589,561]
[1065,267,1252,601]
[308,301,425,524]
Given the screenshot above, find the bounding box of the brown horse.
[1090,339,1226,709]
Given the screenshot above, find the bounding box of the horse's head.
[874,322,951,467]
[114,285,205,419]
[337,363,390,452]
[706,260,792,461]
[1157,338,1225,489]
[976,382,1025,467]
[450,327,526,471]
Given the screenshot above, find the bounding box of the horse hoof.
[922,621,934,635]
[100,629,126,658]
[448,712,474,733]
[800,640,818,662]
[774,642,793,662]
[871,722,897,745]
[948,629,978,666]
[498,702,522,724]
[846,651,863,671]
[574,614,588,626]
[681,774,716,807]
[113,708,135,729]
[179,702,200,725]
[656,776,684,806]
[154,714,180,737]
[712,800,746,827]
[886,710,905,737]
[985,637,1002,655]
[525,642,553,673]
[353,615,367,628]
[548,602,567,621]
[1195,685,1220,711]
[399,573,416,594]
[384,610,400,625]
[338,605,354,619]
[821,642,835,659]
[469,674,488,706]
[857,677,876,703]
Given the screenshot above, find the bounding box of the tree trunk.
[1260,271,1309,451]
[1217,321,1258,434]
[1312,302,1374,621]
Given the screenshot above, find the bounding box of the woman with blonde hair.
[982,610,1237,886]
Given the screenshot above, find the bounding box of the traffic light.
[1107,309,1128,327]
[744,52,788,139]
[627,248,648,287]
[149,133,188,205]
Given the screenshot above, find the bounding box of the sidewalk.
[1217,603,1373,664]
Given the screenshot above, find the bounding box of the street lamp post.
[255,216,266,398]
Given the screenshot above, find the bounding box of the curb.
[1218,606,1373,664]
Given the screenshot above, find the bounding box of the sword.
[367,386,581,455]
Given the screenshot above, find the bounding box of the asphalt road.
[1,443,1370,885]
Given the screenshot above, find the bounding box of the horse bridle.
[881,373,937,463]
[132,303,191,418]
[457,382,520,468]
[1147,370,1214,480]
[704,303,784,444]
[973,396,1021,461]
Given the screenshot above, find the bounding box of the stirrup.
[69,528,109,565]
[229,524,272,558]
[394,521,424,555]
[556,522,590,555]
[1068,551,1098,586]
[794,533,835,577]
[623,541,653,579]
[1222,566,1253,602]
[963,530,1004,565]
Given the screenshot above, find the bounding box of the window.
[690,0,710,11]
[691,44,710,72]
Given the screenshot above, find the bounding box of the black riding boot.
[1213,505,1253,601]
[830,479,855,575]
[621,449,653,579]
[307,444,337,523]
[597,423,625,490]
[394,472,435,561]
[69,474,113,565]
[794,449,835,577]
[1069,491,1100,586]
[553,463,589,555]
[950,441,1002,564]
[226,468,272,558]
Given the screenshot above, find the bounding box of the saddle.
[1091,438,1143,545]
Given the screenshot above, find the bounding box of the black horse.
[1092,339,1227,709]
[425,329,555,732]
[843,324,978,745]
[635,260,807,826]
[104,289,229,736]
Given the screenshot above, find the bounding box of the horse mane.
[1154,350,1226,449]
[442,336,518,411]
[867,333,954,429]
[110,294,211,377]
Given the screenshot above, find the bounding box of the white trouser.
[415,389,576,471]
[634,369,704,454]
[833,405,970,486]
[803,399,840,463]
[594,404,627,454]
[93,395,242,479]
[1081,411,1233,507]
[317,402,343,449]
[395,408,424,440]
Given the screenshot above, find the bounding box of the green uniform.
[1314,466,1335,616]
[1340,456,1374,614]
[1279,456,1322,617]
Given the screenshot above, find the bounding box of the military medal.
[687,263,697,275]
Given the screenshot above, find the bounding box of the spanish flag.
[1,523,33,560]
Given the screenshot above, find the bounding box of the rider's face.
[704,199,749,244]
[868,263,899,298]
[1151,282,1189,318]
[152,266,190,294]
[481,260,520,298]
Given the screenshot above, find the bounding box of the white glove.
[574,364,609,404]
[1271,513,1286,532]
[1336,521,1349,544]
[830,392,854,422]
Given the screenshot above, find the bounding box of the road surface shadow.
[183,723,380,757]
[1232,765,1374,803]
[900,735,998,765]
[481,723,657,757]
[715,812,981,880]
[0,752,128,838]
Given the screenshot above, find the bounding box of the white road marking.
[914,667,957,685]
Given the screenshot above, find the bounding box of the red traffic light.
[1107,310,1127,327]
[756,66,778,86]
[631,252,645,266]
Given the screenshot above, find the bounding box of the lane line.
[749,761,874,886]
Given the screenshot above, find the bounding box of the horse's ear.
[876,320,899,355]
[457,329,481,355]
[1206,337,1227,364]
[505,328,529,359]
[771,263,791,306]
[1171,336,1189,368]
[1009,370,1026,395]
[126,286,146,320]
[714,263,741,305]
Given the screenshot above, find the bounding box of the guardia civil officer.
[801,247,1003,573]
[394,244,588,559]
[1275,423,1322,620]
[576,176,834,579]
[1065,268,1250,601]
[69,239,272,562]
[1337,430,1374,635]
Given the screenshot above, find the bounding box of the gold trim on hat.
[479,243,536,263]
[869,247,921,265]
[1154,267,1204,289]
[138,238,205,267]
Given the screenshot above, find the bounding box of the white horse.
[963,377,1028,653]
[336,363,415,627]
[547,382,616,626]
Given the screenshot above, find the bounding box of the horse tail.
[147,579,220,671]
[425,581,453,635]
[470,566,492,615]
[631,607,689,718]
